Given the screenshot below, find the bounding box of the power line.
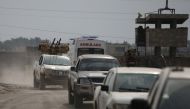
[0,24,135,39]
[0,24,86,36]
[0,13,135,21]
[0,6,136,15]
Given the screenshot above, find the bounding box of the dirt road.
[0,86,92,109]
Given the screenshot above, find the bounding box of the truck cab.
[68,54,119,108]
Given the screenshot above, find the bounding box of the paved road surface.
[0,86,92,109]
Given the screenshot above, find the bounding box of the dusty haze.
[0,51,39,86]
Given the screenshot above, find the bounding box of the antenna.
[50,38,56,48]
[165,0,168,9]
[158,0,175,14]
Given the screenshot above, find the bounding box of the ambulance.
[68,36,106,65]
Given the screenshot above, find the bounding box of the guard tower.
[135,0,189,57]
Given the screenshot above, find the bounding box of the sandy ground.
[0,85,92,109]
[0,52,92,109]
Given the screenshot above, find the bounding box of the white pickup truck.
[33,54,71,89]
[68,54,119,108]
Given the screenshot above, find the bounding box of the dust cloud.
[0,66,33,86]
[0,52,39,87]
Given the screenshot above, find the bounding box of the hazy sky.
[0,0,189,43]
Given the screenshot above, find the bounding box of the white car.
[93,67,161,109]
[33,54,71,89]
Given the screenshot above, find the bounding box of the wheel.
[94,101,98,109]
[68,80,74,104]
[39,74,45,90]
[68,89,74,104]
[74,85,82,108]
[74,92,82,108]
[33,74,38,88]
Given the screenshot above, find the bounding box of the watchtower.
[135,0,189,57]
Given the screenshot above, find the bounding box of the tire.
[94,101,98,109]
[74,85,82,108]
[39,74,45,90]
[33,74,38,88]
[68,80,74,104]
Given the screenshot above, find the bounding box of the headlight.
[78,78,91,84]
[113,104,128,109]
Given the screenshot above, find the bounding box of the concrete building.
[135,0,189,57]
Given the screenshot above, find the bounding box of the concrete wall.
[136,56,190,68]
[146,28,188,47]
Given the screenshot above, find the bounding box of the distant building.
[106,42,130,66]
[135,3,189,57]
[106,42,130,56]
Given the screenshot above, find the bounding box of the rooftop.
[136,14,189,24]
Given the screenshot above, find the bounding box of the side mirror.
[130,99,150,109]
[71,67,76,71]
[101,85,109,92]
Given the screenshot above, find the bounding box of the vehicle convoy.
[33,54,71,89]
[68,54,119,108]
[68,36,106,65]
[130,67,190,109]
[93,67,161,109]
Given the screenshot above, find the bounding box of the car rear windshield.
[78,58,119,71]
[43,56,71,66]
[113,73,158,92]
[158,79,190,109]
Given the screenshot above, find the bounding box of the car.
[130,67,190,109]
[93,67,161,109]
[33,54,71,89]
[68,54,119,108]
